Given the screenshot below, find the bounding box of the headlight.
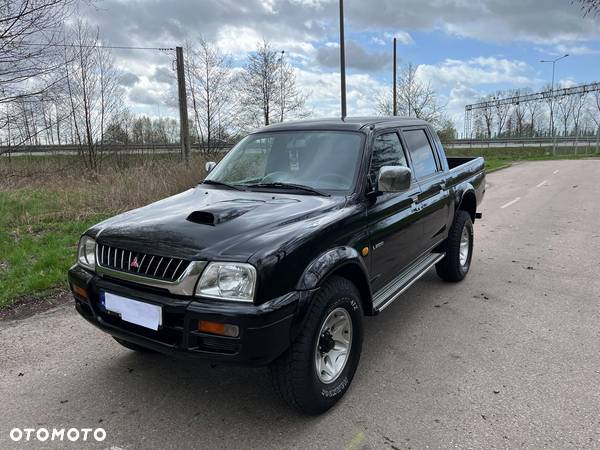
[77,236,96,271]
[195,262,256,302]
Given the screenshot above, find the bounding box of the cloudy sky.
[81,0,600,134]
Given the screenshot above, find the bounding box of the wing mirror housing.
[205,161,217,174]
[377,166,412,193]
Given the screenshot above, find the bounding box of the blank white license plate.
[103,292,162,331]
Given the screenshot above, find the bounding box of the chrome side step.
[372,252,445,313]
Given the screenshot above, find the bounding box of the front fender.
[295,246,368,291]
[290,247,372,341]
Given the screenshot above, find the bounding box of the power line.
[17,42,175,51]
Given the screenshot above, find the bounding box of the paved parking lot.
[1,159,599,449]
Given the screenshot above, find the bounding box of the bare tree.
[492,92,511,137]
[573,0,600,15]
[436,118,457,143]
[475,97,494,139]
[524,98,542,136]
[60,21,124,169]
[571,93,587,136]
[239,40,279,127]
[239,39,306,127]
[509,89,528,137]
[186,38,237,153]
[377,63,444,126]
[0,0,78,105]
[588,91,600,151]
[556,94,575,136]
[275,51,307,123]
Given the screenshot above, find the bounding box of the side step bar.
[372,252,445,313]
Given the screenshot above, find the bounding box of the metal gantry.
[464,81,600,138]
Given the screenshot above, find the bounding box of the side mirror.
[205,161,216,173]
[377,166,412,193]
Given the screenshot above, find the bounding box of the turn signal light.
[197,320,239,337]
[72,284,88,300]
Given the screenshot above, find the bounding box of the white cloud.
[371,31,414,46]
[295,69,385,117]
[555,43,600,56]
[383,31,414,46]
[316,40,389,71]
[347,0,600,44]
[416,57,536,88]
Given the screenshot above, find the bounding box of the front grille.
[97,244,190,282]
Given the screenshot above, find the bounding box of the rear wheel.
[436,210,474,282]
[269,276,363,415]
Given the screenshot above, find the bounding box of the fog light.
[198,320,239,337]
[72,284,88,300]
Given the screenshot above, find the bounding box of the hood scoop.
[186,201,262,226]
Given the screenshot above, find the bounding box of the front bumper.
[68,265,305,366]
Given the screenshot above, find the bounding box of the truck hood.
[89,185,346,261]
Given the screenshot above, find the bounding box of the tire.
[112,337,158,354]
[436,210,474,282]
[269,276,364,415]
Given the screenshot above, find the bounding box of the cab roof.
[253,116,431,133]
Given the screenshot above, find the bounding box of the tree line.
[0,0,309,168]
[469,87,600,140]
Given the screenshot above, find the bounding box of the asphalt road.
[1,159,599,449]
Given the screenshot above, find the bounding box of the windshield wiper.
[243,182,330,197]
[202,179,246,191]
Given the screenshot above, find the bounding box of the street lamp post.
[540,54,568,154]
[339,0,347,119]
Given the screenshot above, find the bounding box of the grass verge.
[0,154,212,310]
[0,206,107,308]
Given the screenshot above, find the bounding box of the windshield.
[205,131,364,193]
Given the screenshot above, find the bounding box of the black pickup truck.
[69,117,485,414]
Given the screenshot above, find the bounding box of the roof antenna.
[339,0,347,120]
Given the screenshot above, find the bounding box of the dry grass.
[0,153,217,225]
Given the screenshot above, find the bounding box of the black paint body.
[69,117,485,366]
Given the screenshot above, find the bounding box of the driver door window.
[369,132,408,187]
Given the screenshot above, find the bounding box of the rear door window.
[402,129,439,179]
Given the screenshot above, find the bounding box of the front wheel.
[436,210,474,282]
[269,276,363,415]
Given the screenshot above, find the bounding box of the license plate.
[102,291,162,331]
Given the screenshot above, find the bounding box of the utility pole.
[393,37,397,116]
[6,105,11,165]
[176,46,191,165]
[339,0,347,119]
[541,54,568,155]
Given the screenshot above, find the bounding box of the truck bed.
[446,156,483,171]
